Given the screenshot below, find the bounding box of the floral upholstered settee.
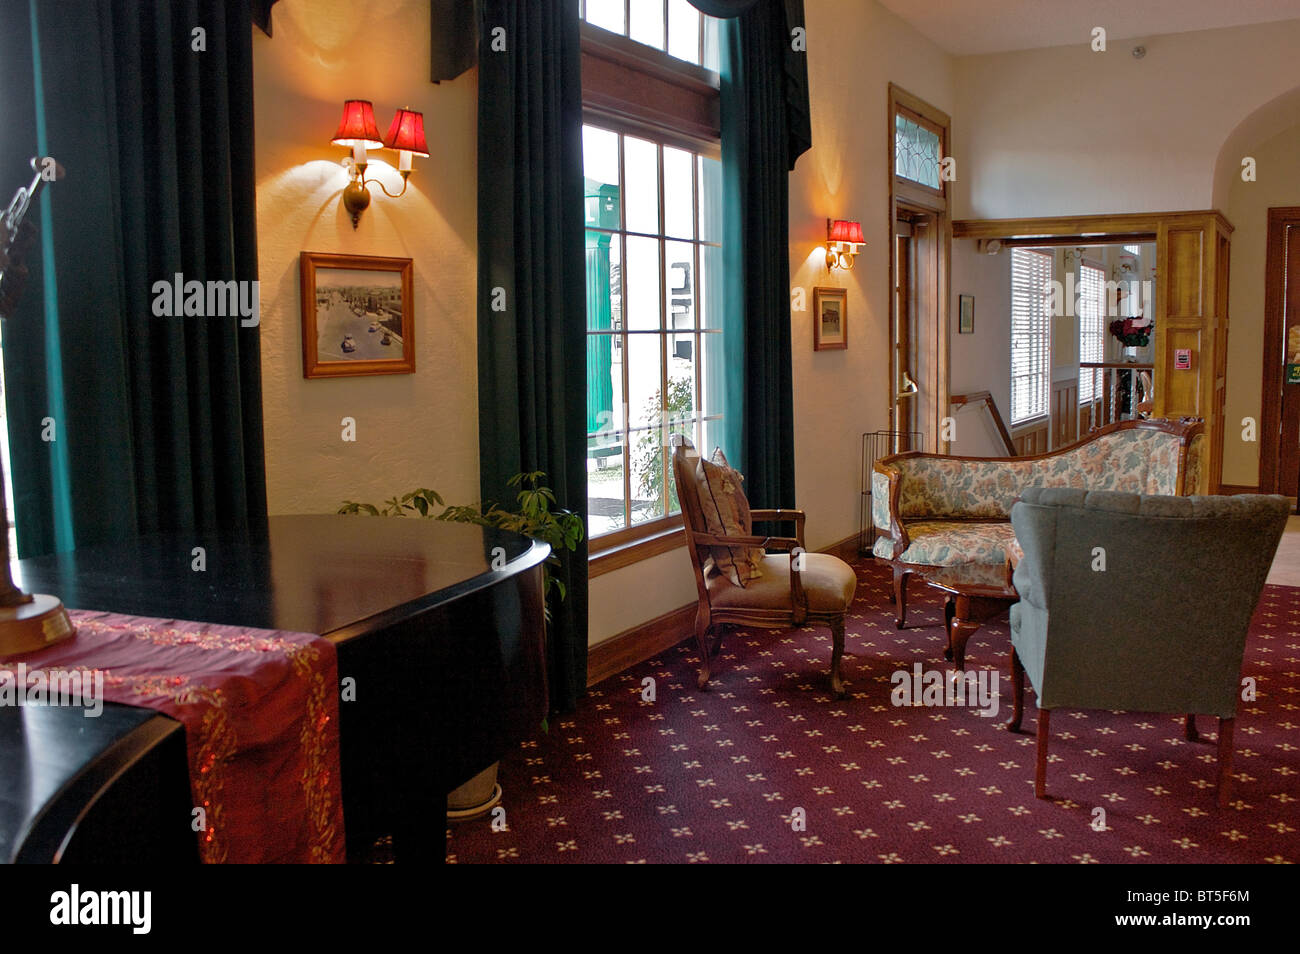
[872,418,1205,626]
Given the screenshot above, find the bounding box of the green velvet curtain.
[477,0,588,713]
[696,0,811,510]
[0,0,267,558]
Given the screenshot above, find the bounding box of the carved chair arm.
[692,532,801,551]
[872,462,910,558]
[749,508,806,548]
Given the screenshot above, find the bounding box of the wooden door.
[892,222,915,451]
[1261,208,1300,495]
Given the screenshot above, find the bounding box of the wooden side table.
[921,562,1018,672]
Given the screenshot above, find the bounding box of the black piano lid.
[9,514,551,640]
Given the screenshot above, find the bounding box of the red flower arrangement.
[1109,314,1152,347]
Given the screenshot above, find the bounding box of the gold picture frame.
[300,251,414,378]
[813,286,847,351]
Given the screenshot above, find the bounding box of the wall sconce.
[826,218,864,270]
[332,99,430,229]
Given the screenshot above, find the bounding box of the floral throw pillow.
[696,448,764,586]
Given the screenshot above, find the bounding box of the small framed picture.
[813,287,848,351]
[959,294,975,334]
[300,252,414,378]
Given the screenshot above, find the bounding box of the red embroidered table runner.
[1,610,345,863]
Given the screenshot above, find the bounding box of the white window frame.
[1010,247,1052,425]
[1078,260,1106,405]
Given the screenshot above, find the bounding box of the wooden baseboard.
[586,531,865,687]
[1217,484,1259,495]
[587,603,696,687]
[820,530,865,562]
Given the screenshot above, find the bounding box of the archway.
[1210,83,1300,491]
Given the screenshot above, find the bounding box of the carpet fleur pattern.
[445,561,1300,863]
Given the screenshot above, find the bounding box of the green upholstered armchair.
[1008,488,1290,808]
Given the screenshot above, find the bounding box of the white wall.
[1223,120,1300,487]
[948,239,1010,456]
[952,19,1300,220]
[253,0,481,517]
[786,0,955,542]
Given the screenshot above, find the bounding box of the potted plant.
[1109,313,1153,361]
[339,472,583,818]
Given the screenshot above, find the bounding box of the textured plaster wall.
[253,0,480,517]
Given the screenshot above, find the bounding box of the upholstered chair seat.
[707,553,856,615]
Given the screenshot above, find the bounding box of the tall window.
[581,0,720,69]
[581,4,723,547]
[1010,248,1052,424]
[1078,261,1105,404]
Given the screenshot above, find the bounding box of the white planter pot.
[446,762,503,822]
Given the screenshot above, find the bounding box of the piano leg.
[391,793,448,863]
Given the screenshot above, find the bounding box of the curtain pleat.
[477,0,588,713]
[703,0,811,509]
[1,0,267,558]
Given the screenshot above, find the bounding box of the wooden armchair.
[670,435,857,698]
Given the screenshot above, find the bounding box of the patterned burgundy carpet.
[444,559,1300,864]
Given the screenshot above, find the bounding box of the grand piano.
[0,515,549,863]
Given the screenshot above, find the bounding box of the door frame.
[1258,207,1300,494]
[954,209,1233,492]
[887,84,951,454]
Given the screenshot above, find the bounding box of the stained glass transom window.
[895,113,942,190]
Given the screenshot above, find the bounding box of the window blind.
[1078,262,1105,405]
[1010,248,1052,424]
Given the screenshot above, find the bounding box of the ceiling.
[877,0,1300,55]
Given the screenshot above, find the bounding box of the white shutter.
[1010,248,1052,424]
[1078,263,1105,404]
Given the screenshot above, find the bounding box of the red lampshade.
[383,108,430,157]
[331,100,384,149]
[829,219,864,245]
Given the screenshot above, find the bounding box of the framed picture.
[812,286,848,351]
[958,294,975,334]
[300,252,414,378]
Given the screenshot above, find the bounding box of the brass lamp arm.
[365,170,411,200]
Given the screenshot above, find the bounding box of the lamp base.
[343,179,371,230]
[0,593,76,657]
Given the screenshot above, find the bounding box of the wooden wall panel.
[1051,379,1078,448]
[1012,420,1049,456]
[1165,229,1205,318]
[1161,327,1203,416]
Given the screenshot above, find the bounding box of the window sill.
[589,523,686,578]
[1010,414,1048,432]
